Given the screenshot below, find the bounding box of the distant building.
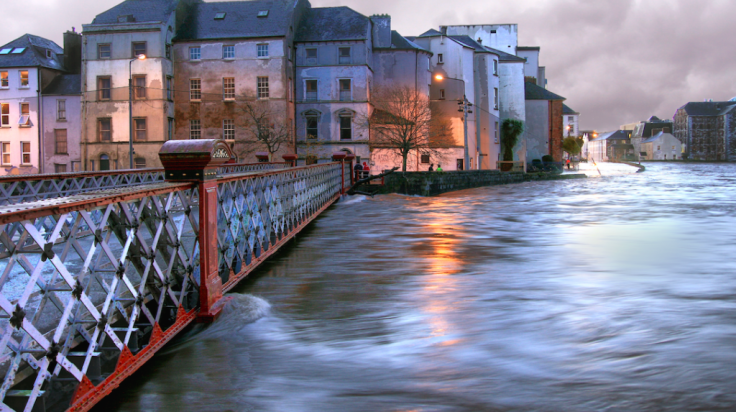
[42,73,82,172]
[628,116,674,160]
[516,46,546,89]
[579,130,597,160]
[562,104,579,138]
[588,130,633,162]
[640,132,682,160]
[525,81,565,162]
[0,33,74,175]
[674,101,736,161]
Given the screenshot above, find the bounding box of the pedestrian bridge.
[0,140,354,412]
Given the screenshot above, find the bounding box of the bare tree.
[367,86,453,172]
[234,99,293,161]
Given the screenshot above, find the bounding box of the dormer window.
[46,50,52,58]
[214,12,226,20]
[118,15,135,23]
[257,10,269,17]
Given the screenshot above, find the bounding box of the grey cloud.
[2,0,734,131]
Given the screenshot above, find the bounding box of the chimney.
[370,15,391,48]
[63,30,82,74]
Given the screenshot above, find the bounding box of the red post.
[332,152,347,194]
[282,153,298,167]
[344,154,355,186]
[159,139,233,322]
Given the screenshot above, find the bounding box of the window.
[134,158,146,169]
[306,80,317,101]
[223,78,235,100]
[494,87,498,109]
[288,46,292,60]
[338,47,351,64]
[421,154,430,164]
[1,103,8,127]
[99,154,110,171]
[168,117,174,141]
[257,10,269,17]
[456,158,464,170]
[437,54,444,64]
[98,44,111,59]
[20,71,29,88]
[495,121,499,144]
[657,145,661,150]
[190,120,201,139]
[190,79,201,101]
[340,115,352,140]
[98,118,112,141]
[223,119,235,140]
[215,12,226,20]
[54,163,67,173]
[0,72,7,88]
[19,103,30,127]
[0,142,9,165]
[257,44,269,58]
[306,115,318,139]
[134,118,147,141]
[222,45,234,59]
[257,77,269,99]
[166,76,173,101]
[98,76,111,100]
[339,79,351,101]
[306,48,317,63]
[57,100,66,120]
[21,142,31,165]
[133,75,146,99]
[0,49,10,55]
[71,161,80,172]
[165,44,171,59]
[12,48,25,54]
[439,89,445,99]
[190,47,201,61]
[568,116,574,122]
[55,129,67,154]
[132,42,146,58]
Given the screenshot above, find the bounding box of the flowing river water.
[95,162,736,412]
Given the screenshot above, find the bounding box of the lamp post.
[433,73,472,170]
[129,54,146,169]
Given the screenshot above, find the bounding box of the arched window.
[99,154,110,171]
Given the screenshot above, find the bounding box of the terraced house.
[674,101,736,161]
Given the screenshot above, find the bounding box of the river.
[95,162,736,412]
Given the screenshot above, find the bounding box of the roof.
[484,46,525,62]
[562,104,579,115]
[295,7,370,42]
[386,31,430,52]
[525,82,565,101]
[42,74,81,95]
[176,0,296,41]
[0,34,64,70]
[679,101,736,117]
[91,0,180,25]
[517,46,540,51]
[418,28,442,37]
[590,130,631,142]
[449,36,491,53]
[642,131,678,143]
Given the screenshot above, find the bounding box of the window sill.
[190,100,201,103]
[19,126,32,128]
[0,87,8,90]
[20,163,32,166]
[57,119,67,122]
[223,99,235,102]
[223,58,235,61]
[55,153,69,155]
[257,56,269,59]
[0,126,10,129]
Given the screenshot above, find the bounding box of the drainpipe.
[37,69,44,174]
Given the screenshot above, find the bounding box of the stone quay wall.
[379,170,587,196]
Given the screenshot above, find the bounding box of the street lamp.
[433,73,472,170]
[129,54,146,169]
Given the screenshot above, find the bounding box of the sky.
[2,0,735,131]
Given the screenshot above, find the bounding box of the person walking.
[436,164,443,172]
[428,164,434,171]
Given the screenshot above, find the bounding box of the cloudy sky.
[2,0,734,131]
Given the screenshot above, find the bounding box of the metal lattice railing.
[0,161,346,412]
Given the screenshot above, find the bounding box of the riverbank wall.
[378,170,587,196]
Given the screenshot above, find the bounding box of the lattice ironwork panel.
[216,164,342,283]
[217,162,290,176]
[0,187,199,412]
[0,171,166,207]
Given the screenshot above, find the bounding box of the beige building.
[81,0,193,170]
[640,132,682,160]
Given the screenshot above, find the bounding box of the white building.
[640,132,682,160]
[563,104,579,138]
[0,34,67,175]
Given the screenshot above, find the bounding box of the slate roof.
[525,82,565,101]
[679,101,736,116]
[449,36,491,53]
[0,34,64,70]
[418,28,442,37]
[91,0,179,25]
[484,46,525,62]
[42,74,81,95]
[590,130,630,142]
[384,31,430,53]
[562,104,578,115]
[295,7,370,42]
[176,0,296,40]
